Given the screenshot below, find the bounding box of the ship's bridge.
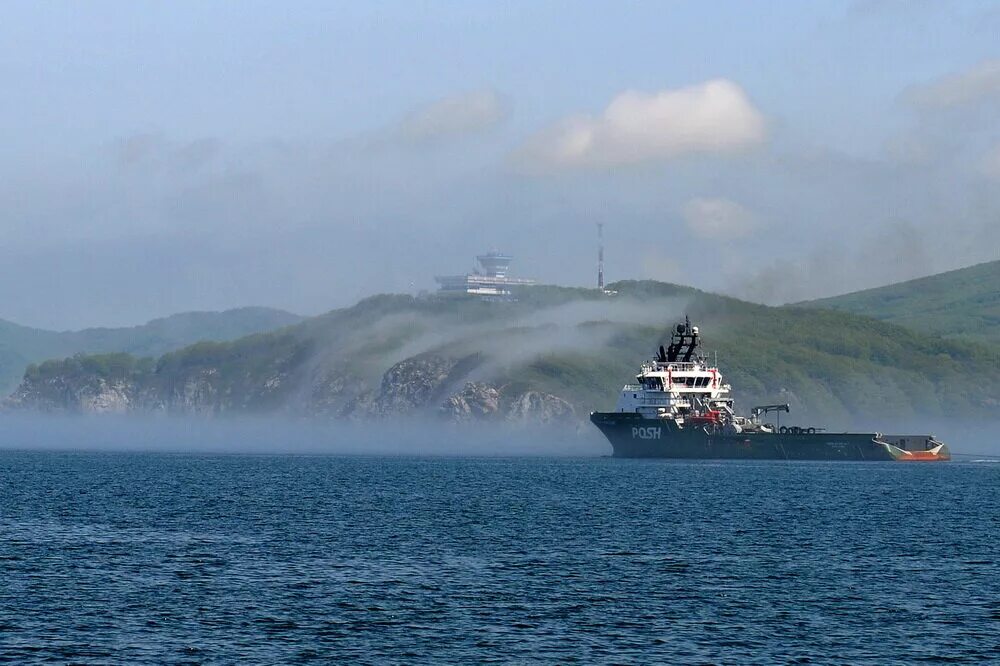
[615,360,730,415]
[613,318,732,417]
[637,361,723,392]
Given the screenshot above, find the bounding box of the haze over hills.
[7,280,997,431]
[800,260,1000,344]
[0,307,303,394]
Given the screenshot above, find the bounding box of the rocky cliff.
[5,350,576,424]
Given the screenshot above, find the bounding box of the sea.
[1,452,998,664]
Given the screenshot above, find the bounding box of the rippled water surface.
[1,452,998,664]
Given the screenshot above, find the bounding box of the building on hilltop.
[435,250,535,301]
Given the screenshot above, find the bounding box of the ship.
[589,318,950,461]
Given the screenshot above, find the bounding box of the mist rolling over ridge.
[5,277,998,455]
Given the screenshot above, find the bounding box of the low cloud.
[729,219,938,305]
[397,90,509,143]
[902,58,1000,111]
[886,59,1000,183]
[682,197,756,240]
[514,79,766,171]
[363,296,689,373]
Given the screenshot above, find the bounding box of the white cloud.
[397,90,508,143]
[902,59,1000,110]
[515,79,766,170]
[682,197,756,240]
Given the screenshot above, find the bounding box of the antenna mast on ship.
[597,222,605,290]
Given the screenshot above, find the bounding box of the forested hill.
[799,260,1000,344]
[8,281,998,428]
[0,307,303,393]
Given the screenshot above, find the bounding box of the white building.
[435,251,535,300]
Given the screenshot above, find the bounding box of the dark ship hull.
[590,412,949,461]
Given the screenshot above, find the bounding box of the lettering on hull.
[631,426,662,440]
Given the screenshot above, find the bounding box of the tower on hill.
[435,250,535,301]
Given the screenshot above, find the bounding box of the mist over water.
[833,414,1000,458]
[2,412,997,458]
[0,414,610,457]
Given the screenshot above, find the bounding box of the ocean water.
[1,453,998,664]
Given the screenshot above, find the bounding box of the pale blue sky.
[1,1,998,327]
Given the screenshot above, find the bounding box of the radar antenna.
[664,316,700,362]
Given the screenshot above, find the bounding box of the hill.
[7,283,998,429]
[800,260,1000,344]
[0,307,303,393]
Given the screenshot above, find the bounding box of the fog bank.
[0,415,610,457]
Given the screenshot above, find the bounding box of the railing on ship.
[640,361,711,372]
[659,361,706,371]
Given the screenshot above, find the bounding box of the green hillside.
[14,282,999,427]
[0,307,303,393]
[800,260,1000,344]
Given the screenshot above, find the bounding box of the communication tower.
[597,223,605,290]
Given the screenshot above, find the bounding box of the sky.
[1,0,999,329]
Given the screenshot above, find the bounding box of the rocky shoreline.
[4,352,577,424]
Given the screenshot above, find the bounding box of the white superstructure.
[612,318,761,431]
[435,251,535,300]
